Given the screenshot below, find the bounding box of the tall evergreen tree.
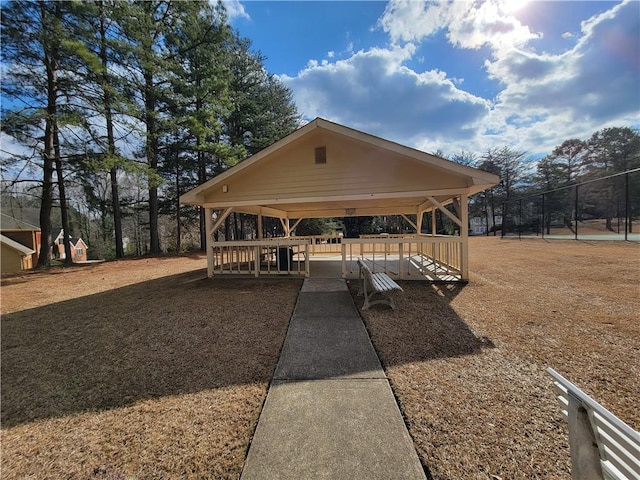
[550,139,587,184]
[225,35,299,156]
[481,147,527,235]
[114,0,190,254]
[1,0,78,266]
[586,127,640,174]
[585,127,640,230]
[160,1,237,250]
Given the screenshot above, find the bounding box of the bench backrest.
[357,259,374,285]
[547,367,640,480]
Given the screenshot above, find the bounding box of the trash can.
[277,247,294,271]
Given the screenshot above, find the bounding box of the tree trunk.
[490,188,497,236]
[38,119,55,268]
[37,2,58,269]
[144,70,160,254]
[233,212,239,240]
[198,160,207,249]
[54,124,73,264]
[175,149,181,252]
[99,2,124,258]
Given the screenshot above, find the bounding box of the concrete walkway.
[241,279,427,479]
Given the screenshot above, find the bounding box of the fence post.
[518,199,522,240]
[501,201,507,238]
[574,185,579,241]
[542,193,545,239]
[625,172,629,240]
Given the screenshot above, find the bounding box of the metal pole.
[542,193,545,239]
[501,202,507,238]
[519,199,522,240]
[574,185,579,241]
[625,172,629,241]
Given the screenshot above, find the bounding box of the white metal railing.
[341,236,462,280]
[210,239,310,277]
[547,368,640,480]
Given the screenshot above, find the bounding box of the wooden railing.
[284,235,342,255]
[210,239,310,277]
[208,235,463,281]
[341,236,462,281]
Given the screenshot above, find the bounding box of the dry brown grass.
[3,240,638,480]
[350,237,640,480]
[1,254,302,479]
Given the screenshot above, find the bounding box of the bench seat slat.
[372,274,402,293]
[357,259,402,310]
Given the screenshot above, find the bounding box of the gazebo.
[180,118,499,281]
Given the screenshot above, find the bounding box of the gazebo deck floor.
[308,254,460,281]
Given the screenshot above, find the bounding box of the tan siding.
[1,244,26,274]
[205,131,466,203]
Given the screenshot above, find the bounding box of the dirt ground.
[1,239,638,479]
[350,236,639,480]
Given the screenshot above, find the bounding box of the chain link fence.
[501,169,640,241]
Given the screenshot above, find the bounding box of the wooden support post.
[400,214,418,232]
[279,218,291,237]
[205,207,234,278]
[208,207,233,237]
[460,194,469,281]
[205,208,214,278]
[431,209,437,236]
[257,213,263,240]
[304,242,310,277]
[290,218,304,233]
[427,196,463,227]
[417,211,423,235]
[254,246,260,277]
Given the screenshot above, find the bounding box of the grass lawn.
[350,236,639,480]
[2,239,638,479]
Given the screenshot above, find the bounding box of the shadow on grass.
[347,280,495,367]
[3,271,492,430]
[1,271,302,428]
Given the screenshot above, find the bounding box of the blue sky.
[225,0,640,158]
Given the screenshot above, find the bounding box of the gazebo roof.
[180,118,499,219]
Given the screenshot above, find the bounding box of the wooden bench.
[357,258,403,310]
[547,367,640,480]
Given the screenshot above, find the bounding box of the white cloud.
[378,0,539,52]
[327,51,335,58]
[282,0,638,157]
[0,132,34,159]
[487,1,640,131]
[281,45,490,148]
[221,0,250,21]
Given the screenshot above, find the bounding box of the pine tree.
[1,0,77,266]
[160,1,236,250]
[114,0,191,254]
[225,35,299,156]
